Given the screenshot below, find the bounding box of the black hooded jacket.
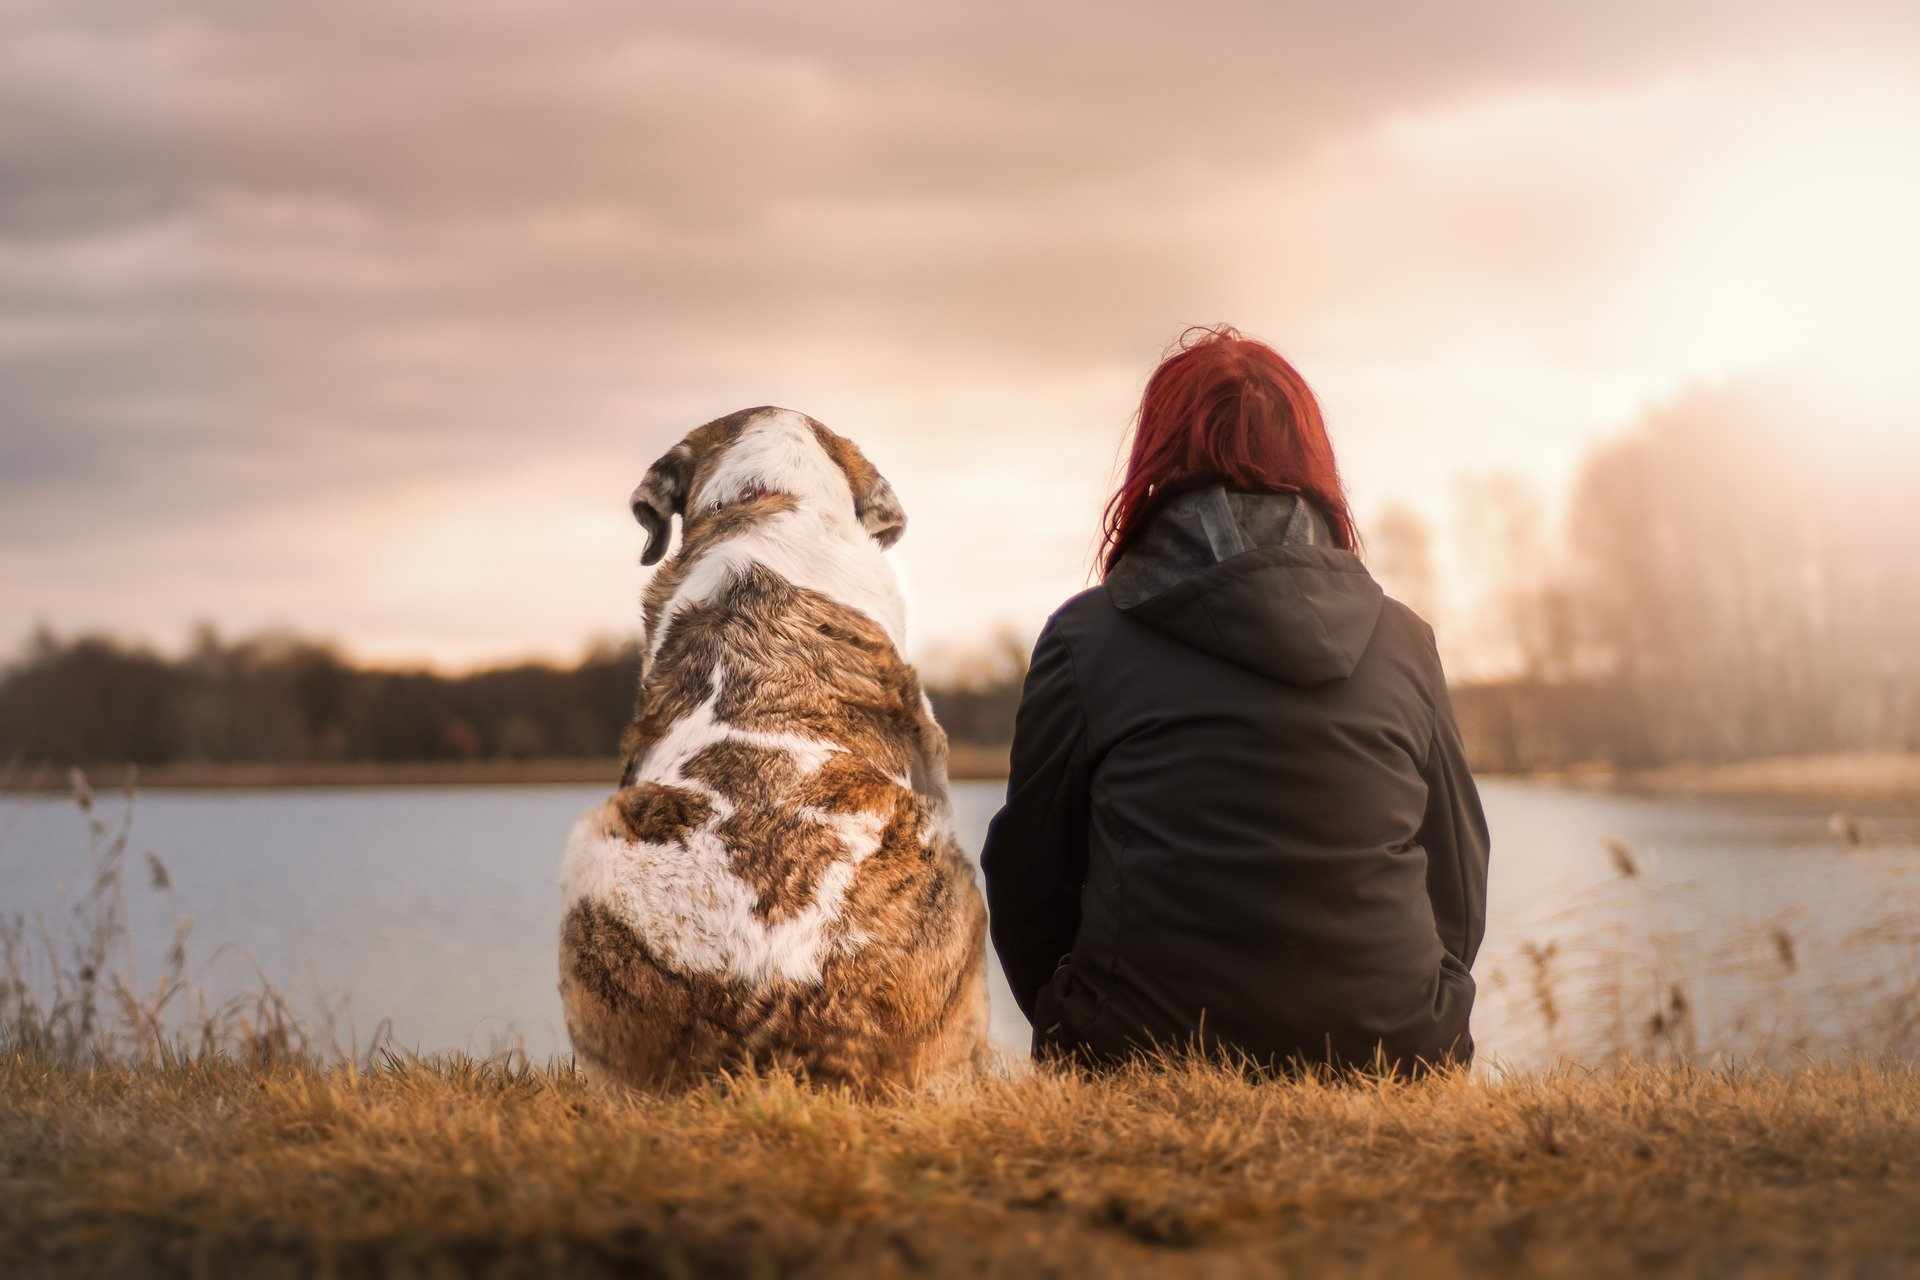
[980,485,1489,1073]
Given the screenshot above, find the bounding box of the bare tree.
[1565,381,1920,763]
[1455,472,1576,680]
[1369,502,1441,627]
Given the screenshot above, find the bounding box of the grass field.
[5,1049,1920,1278]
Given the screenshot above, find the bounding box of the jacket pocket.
[1031,963,1074,1060]
[1425,953,1477,1066]
[1033,957,1133,1066]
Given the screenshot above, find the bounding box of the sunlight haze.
[3,2,1917,677]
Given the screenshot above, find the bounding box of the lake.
[4,779,1918,1067]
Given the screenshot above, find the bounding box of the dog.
[558,406,989,1091]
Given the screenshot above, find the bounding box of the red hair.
[1100,325,1357,576]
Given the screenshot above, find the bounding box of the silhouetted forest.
[0,624,1028,770]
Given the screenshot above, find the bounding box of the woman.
[981,326,1489,1074]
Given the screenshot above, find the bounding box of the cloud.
[3,1,1918,665]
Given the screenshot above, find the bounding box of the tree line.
[0,624,1028,771]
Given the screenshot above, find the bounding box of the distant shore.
[7,749,1914,808]
[1513,751,1920,814]
[0,743,1015,792]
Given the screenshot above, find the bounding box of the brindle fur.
[562,410,988,1093]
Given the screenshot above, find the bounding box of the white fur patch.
[691,408,851,517]
[559,665,891,986]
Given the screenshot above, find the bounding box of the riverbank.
[5,1052,1918,1278]
[0,743,1014,792]
[7,749,1913,812]
[1516,751,1920,815]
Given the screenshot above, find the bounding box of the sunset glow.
[3,3,1917,677]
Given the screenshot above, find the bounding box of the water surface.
[3,780,1915,1065]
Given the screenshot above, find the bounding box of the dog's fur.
[558,407,989,1091]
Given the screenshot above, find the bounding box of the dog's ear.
[857,473,906,549]
[810,422,907,549]
[631,443,694,566]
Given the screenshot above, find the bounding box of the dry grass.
[5,1051,1920,1278]
[1,770,345,1068]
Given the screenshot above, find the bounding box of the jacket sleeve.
[979,616,1092,1023]
[1419,679,1491,969]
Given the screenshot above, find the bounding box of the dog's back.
[559,408,987,1090]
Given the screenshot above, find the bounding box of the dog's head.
[629,407,906,567]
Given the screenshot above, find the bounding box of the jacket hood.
[1105,485,1385,685]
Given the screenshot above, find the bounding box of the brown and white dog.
[558,406,989,1091]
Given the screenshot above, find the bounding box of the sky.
[4,1,1918,675]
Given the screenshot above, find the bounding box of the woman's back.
[982,483,1486,1072]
